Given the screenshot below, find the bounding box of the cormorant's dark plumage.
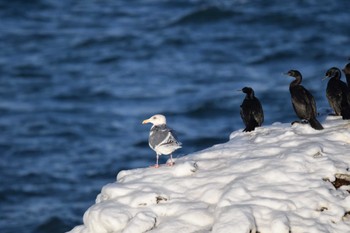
[286,70,323,130]
[325,67,350,120]
[342,62,350,89]
[240,87,264,132]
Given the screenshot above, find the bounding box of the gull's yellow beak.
[142,118,150,124]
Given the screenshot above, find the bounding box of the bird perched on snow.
[324,67,350,120]
[342,61,350,89]
[239,87,264,132]
[285,70,323,130]
[142,114,182,168]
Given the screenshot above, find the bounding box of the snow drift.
[68,116,350,233]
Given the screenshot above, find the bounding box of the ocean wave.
[35,216,73,233]
[169,6,236,26]
[248,50,297,65]
[72,34,137,49]
[13,64,51,79]
[186,100,235,118]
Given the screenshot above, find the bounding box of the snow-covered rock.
[68,116,350,233]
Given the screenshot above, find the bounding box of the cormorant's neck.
[331,70,341,80]
[245,92,255,100]
[290,75,302,87]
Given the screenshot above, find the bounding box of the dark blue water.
[1,1,350,232]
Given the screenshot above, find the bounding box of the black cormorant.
[324,67,350,119]
[239,87,264,132]
[342,62,350,89]
[285,70,323,130]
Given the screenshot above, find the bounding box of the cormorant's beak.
[142,118,150,124]
[322,76,329,81]
[283,72,290,77]
[236,89,242,92]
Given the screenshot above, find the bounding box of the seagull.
[142,114,182,168]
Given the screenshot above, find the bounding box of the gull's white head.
[142,114,167,126]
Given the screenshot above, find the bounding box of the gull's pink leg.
[150,154,160,168]
[166,154,174,166]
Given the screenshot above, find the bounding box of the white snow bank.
[68,117,350,233]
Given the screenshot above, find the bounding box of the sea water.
[0,1,349,232]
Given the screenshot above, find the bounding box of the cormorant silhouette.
[324,67,350,119]
[285,70,323,130]
[342,62,350,89]
[239,87,264,132]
